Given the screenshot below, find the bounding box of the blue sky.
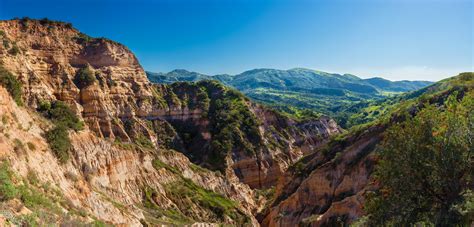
[0,0,472,81]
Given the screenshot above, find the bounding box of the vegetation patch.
[38,100,84,131]
[0,161,104,225]
[151,158,179,174]
[201,81,263,172]
[135,134,155,150]
[45,125,71,163]
[73,66,96,89]
[164,177,248,223]
[142,187,191,225]
[8,43,20,55]
[364,91,474,226]
[0,161,18,201]
[0,65,22,105]
[147,156,249,225]
[37,100,83,163]
[26,142,36,151]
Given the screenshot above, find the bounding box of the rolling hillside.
[147,68,432,126]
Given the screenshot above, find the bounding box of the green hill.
[147,68,432,127]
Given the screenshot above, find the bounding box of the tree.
[73,66,96,89]
[365,92,474,226]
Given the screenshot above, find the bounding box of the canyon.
[0,18,343,226]
[1,18,471,226]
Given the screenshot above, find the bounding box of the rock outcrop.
[259,125,383,226]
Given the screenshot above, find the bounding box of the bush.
[27,142,36,151]
[135,134,154,149]
[39,18,51,25]
[45,125,71,163]
[7,43,20,56]
[73,33,93,44]
[19,17,30,27]
[74,67,96,89]
[39,101,83,131]
[0,66,22,105]
[0,161,18,201]
[13,138,25,153]
[2,40,9,49]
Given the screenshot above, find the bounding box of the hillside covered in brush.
[259,72,474,226]
[147,68,432,125]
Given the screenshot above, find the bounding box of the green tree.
[73,66,96,89]
[365,92,474,226]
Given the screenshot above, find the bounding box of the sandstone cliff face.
[0,19,258,225]
[238,105,341,189]
[0,19,162,140]
[259,124,385,226]
[157,82,342,190]
[0,85,258,225]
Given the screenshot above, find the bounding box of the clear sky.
[0,0,472,81]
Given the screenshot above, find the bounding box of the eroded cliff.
[0,18,342,225]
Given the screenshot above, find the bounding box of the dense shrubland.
[364,91,473,226]
[167,80,263,172]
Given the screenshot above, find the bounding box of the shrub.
[45,125,71,163]
[74,67,96,89]
[64,171,78,182]
[365,93,474,226]
[8,44,20,55]
[19,17,30,27]
[135,134,154,149]
[0,66,22,105]
[2,40,9,49]
[1,115,7,124]
[13,138,25,153]
[39,18,51,25]
[81,163,97,182]
[73,33,93,44]
[27,170,39,185]
[0,161,18,201]
[26,142,36,151]
[39,101,83,131]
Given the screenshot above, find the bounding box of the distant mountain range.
[147,68,433,126]
[147,68,432,92]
